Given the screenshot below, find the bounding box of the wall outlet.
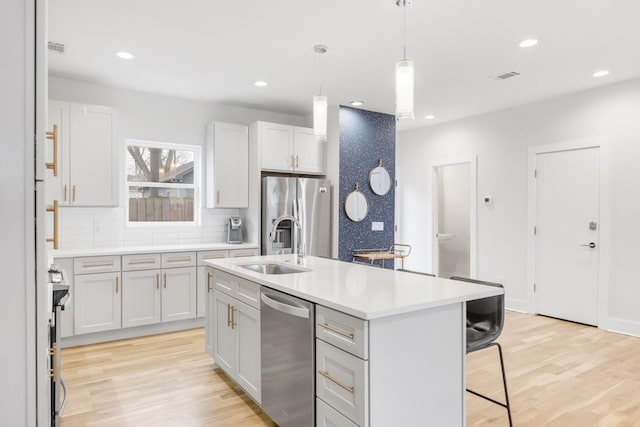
[372,222,384,231]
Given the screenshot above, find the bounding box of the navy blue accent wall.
[338,106,396,267]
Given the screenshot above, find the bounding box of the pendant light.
[395,0,414,120]
[313,45,328,141]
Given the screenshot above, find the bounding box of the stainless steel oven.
[49,265,69,427]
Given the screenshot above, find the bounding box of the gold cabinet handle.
[318,322,354,340]
[231,306,237,329]
[291,155,295,168]
[46,200,59,250]
[63,184,67,202]
[115,276,119,293]
[216,190,220,204]
[82,262,114,269]
[164,273,167,288]
[156,273,160,289]
[72,185,76,202]
[46,124,58,177]
[318,370,354,393]
[207,272,212,292]
[227,303,232,327]
[128,259,157,265]
[166,257,192,264]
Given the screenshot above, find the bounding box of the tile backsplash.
[57,207,240,250]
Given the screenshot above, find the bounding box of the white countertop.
[205,254,503,320]
[53,242,259,258]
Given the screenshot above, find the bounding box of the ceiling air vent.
[492,71,520,80]
[48,42,65,54]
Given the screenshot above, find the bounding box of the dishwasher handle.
[261,293,310,319]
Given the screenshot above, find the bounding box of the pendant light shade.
[395,0,414,121]
[313,94,328,141]
[395,58,414,120]
[313,45,328,142]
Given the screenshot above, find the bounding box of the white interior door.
[535,147,600,325]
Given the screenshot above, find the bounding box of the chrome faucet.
[271,215,305,263]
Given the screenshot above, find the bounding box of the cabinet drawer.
[236,278,260,309]
[229,248,260,258]
[213,269,240,296]
[122,254,161,271]
[161,252,196,268]
[316,305,368,359]
[316,340,368,427]
[197,250,229,265]
[74,256,121,275]
[212,269,260,309]
[316,398,359,427]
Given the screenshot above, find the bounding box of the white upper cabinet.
[293,126,325,174]
[206,122,249,208]
[253,121,325,175]
[47,101,119,206]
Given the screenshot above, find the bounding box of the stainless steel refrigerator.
[262,176,331,257]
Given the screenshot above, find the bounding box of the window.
[125,140,200,223]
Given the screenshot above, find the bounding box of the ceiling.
[48,0,640,131]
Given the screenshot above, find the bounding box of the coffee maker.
[225,217,243,244]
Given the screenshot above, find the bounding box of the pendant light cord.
[318,52,323,94]
[403,2,407,59]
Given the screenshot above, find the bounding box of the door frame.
[430,156,478,278]
[526,138,610,327]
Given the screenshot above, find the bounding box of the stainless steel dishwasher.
[261,287,315,426]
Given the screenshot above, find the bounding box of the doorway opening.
[431,157,477,278]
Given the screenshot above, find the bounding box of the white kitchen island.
[204,255,503,427]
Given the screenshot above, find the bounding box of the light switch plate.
[372,222,384,231]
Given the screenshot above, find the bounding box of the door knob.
[580,242,596,248]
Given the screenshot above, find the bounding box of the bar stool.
[450,276,513,427]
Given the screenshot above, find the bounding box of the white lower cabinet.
[197,250,233,317]
[74,272,121,335]
[316,305,370,427]
[162,267,197,322]
[210,267,261,404]
[213,290,235,374]
[316,339,368,427]
[121,255,196,327]
[122,269,161,328]
[234,300,260,401]
[317,398,359,427]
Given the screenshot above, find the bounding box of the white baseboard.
[505,298,530,313]
[61,317,205,348]
[604,317,640,338]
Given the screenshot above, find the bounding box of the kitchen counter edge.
[204,255,503,320]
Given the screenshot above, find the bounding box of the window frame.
[124,138,201,226]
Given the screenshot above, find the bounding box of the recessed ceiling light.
[424,115,436,120]
[519,39,539,48]
[254,80,268,87]
[349,101,364,107]
[592,70,610,78]
[116,51,135,60]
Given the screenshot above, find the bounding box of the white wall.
[0,0,30,424]
[49,76,307,249]
[398,77,640,334]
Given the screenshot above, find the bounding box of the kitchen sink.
[239,263,309,275]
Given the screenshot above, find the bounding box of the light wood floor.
[60,311,640,426]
